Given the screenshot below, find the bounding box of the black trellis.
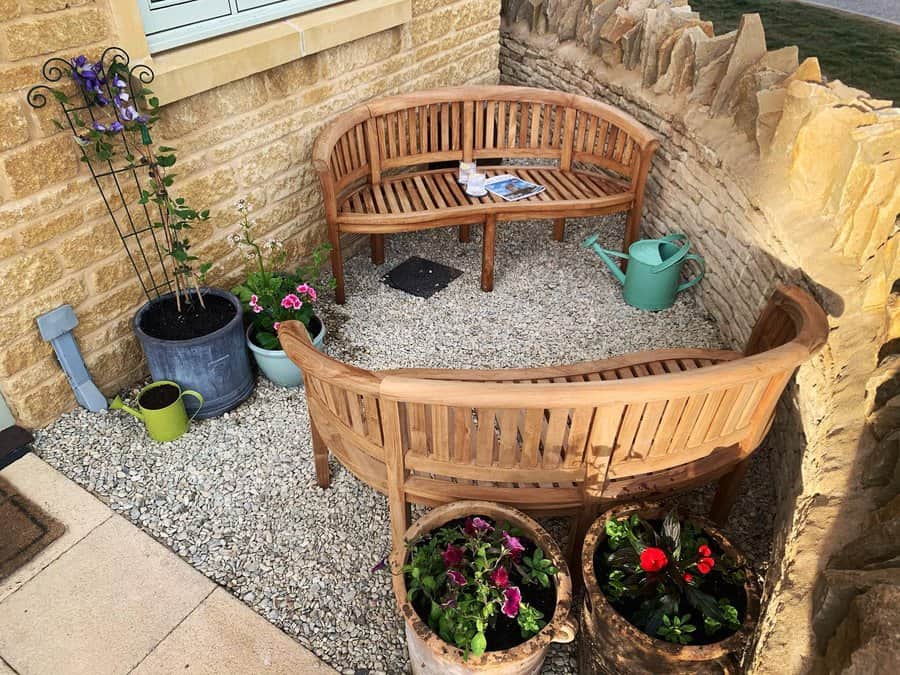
[27,47,174,303]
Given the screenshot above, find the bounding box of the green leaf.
[470,632,487,657]
[156,154,176,167]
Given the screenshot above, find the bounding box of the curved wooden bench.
[313,85,660,303]
[281,285,828,555]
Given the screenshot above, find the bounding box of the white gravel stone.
[35,216,772,673]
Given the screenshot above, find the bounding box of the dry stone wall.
[0,0,501,427]
[500,0,899,672]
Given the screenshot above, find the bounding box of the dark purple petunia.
[447,569,466,586]
[442,545,464,568]
[501,531,525,560]
[463,517,493,537]
[441,596,457,608]
[501,586,522,618]
[490,566,509,588]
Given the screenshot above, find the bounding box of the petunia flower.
[447,569,466,586]
[442,545,464,568]
[490,566,509,588]
[464,517,493,537]
[501,586,521,618]
[502,531,525,560]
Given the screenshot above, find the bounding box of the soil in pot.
[139,293,236,341]
[593,519,747,646]
[406,517,557,653]
[138,384,179,410]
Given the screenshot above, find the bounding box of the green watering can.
[110,380,203,442]
[584,232,705,311]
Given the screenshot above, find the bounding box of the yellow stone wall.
[0,0,502,426]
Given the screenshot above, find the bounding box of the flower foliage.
[402,516,558,659]
[600,511,745,645]
[229,199,331,350]
[51,55,210,313]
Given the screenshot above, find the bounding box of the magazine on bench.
[485,174,546,201]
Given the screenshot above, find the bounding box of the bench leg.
[481,215,496,292]
[566,502,600,590]
[553,218,565,242]
[370,234,385,265]
[329,227,346,305]
[622,204,642,271]
[459,224,471,243]
[310,420,331,489]
[710,457,751,526]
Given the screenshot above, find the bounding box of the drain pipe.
[36,305,107,412]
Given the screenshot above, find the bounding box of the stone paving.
[0,453,334,675]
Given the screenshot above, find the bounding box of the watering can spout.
[583,235,627,285]
[110,395,143,422]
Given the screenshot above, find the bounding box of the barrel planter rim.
[245,313,325,358]
[391,500,577,670]
[581,502,761,662]
[133,287,243,346]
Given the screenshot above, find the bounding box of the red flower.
[442,545,464,568]
[696,557,716,575]
[490,566,509,588]
[683,572,693,583]
[698,544,712,558]
[447,569,466,586]
[639,547,668,573]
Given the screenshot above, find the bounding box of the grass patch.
[690,0,900,103]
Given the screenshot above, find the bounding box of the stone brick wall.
[0,0,502,426]
[500,0,898,672]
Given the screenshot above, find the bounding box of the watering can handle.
[652,233,691,274]
[181,390,204,422]
[677,254,705,293]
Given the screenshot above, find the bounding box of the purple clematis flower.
[463,517,493,537]
[502,531,525,561]
[92,121,106,132]
[108,120,124,133]
[447,569,466,586]
[442,544,464,568]
[501,586,522,618]
[111,75,127,89]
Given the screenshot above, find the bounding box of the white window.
[137,0,346,53]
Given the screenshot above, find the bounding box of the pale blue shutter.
[138,0,344,53]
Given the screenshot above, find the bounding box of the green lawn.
[690,0,900,103]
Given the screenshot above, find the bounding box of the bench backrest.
[282,286,827,501]
[313,86,660,209]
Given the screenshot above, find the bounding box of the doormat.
[0,475,65,581]
[381,256,463,299]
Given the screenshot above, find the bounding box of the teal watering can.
[584,233,705,311]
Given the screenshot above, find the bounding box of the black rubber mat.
[381,256,463,299]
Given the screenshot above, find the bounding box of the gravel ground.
[35,215,776,673]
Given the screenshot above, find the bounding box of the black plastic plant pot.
[133,288,254,419]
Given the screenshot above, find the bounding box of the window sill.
[132,0,411,105]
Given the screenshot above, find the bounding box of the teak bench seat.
[313,86,660,303]
[281,286,828,558]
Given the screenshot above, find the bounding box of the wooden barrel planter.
[580,503,760,674]
[391,501,577,674]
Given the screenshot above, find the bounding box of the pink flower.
[447,569,466,586]
[490,566,509,588]
[307,287,317,302]
[463,517,493,537]
[273,322,281,331]
[280,293,303,310]
[442,545,464,568]
[296,283,310,294]
[502,532,525,561]
[250,294,259,305]
[501,586,521,618]
[252,305,263,314]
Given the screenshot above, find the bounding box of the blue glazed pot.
[247,315,325,387]
[133,288,254,419]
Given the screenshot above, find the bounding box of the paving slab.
[133,587,336,674]
[0,658,14,674]
[0,514,214,675]
[0,452,112,602]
